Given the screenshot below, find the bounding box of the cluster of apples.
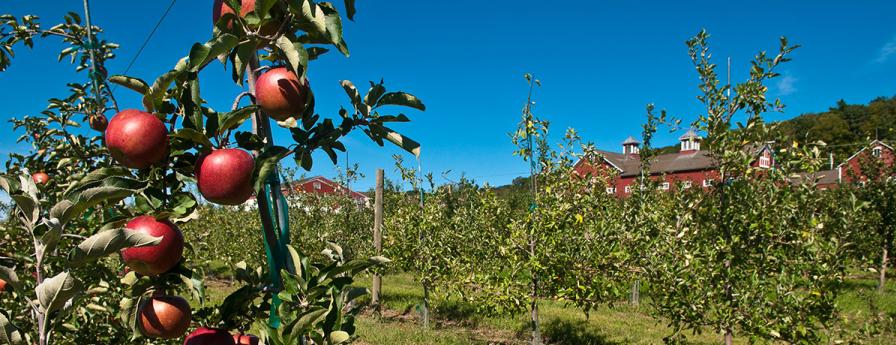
[86,2,312,343]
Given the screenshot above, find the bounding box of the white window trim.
[703,179,714,187]
[759,156,771,168]
[659,182,670,190]
[682,181,692,189]
[606,187,616,194]
[873,147,882,158]
[624,185,631,194]
[313,182,322,190]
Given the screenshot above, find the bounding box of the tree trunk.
[372,169,384,311]
[530,289,542,345]
[724,329,733,345]
[879,246,888,293]
[530,238,542,345]
[422,283,431,328]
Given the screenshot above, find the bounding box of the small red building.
[282,176,370,204]
[837,140,895,185]
[242,176,369,209]
[573,129,774,197]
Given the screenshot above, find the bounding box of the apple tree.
[644,30,855,344]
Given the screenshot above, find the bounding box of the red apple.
[184,327,236,345]
[196,149,255,205]
[233,333,259,345]
[255,67,310,121]
[138,295,191,339]
[105,109,169,169]
[120,216,184,276]
[31,172,50,185]
[89,113,108,131]
[0,278,7,292]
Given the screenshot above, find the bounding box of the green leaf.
[36,272,83,314]
[255,0,278,19]
[291,308,327,335]
[218,106,258,134]
[376,92,426,111]
[108,75,150,95]
[172,128,214,149]
[0,310,24,345]
[118,296,144,338]
[307,47,330,61]
[274,35,308,77]
[143,58,188,112]
[364,81,386,107]
[344,0,357,21]
[232,42,256,85]
[235,131,266,151]
[186,75,203,130]
[40,219,63,258]
[370,124,420,157]
[340,80,367,116]
[188,42,211,71]
[190,34,239,72]
[68,228,162,267]
[52,180,143,226]
[63,167,133,197]
[253,146,291,192]
[0,266,22,292]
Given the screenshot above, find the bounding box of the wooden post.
[372,169,384,310]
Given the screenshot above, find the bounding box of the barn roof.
[591,149,717,177]
[791,169,839,186]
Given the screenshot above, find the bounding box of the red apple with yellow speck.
[196,148,255,205]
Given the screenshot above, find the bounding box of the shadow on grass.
[434,299,485,327]
[540,318,620,345]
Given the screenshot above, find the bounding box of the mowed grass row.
[203,272,896,344]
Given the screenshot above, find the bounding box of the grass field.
[205,272,896,344]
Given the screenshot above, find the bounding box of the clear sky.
[1,0,895,192]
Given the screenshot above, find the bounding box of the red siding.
[573,159,720,198]
[839,143,895,184]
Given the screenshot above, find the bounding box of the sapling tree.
[845,143,896,292]
[645,30,854,344]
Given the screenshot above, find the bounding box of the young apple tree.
[645,30,854,344]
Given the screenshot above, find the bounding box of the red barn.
[242,176,369,209]
[282,176,370,204]
[573,129,774,197]
[837,140,895,185]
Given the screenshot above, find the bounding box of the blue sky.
[1,0,895,192]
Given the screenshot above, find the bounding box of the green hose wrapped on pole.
[259,169,294,329]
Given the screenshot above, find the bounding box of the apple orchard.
[2,1,896,345]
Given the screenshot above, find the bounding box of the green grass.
[202,272,896,344]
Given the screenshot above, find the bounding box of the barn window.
[703,179,714,187]
[624,185,631,194]
[313,182,322,190]
[658,182,670,190]
[873,146,882,158]
[759,154,771,168]
[682,181,692,189]
[606,187,616,194]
